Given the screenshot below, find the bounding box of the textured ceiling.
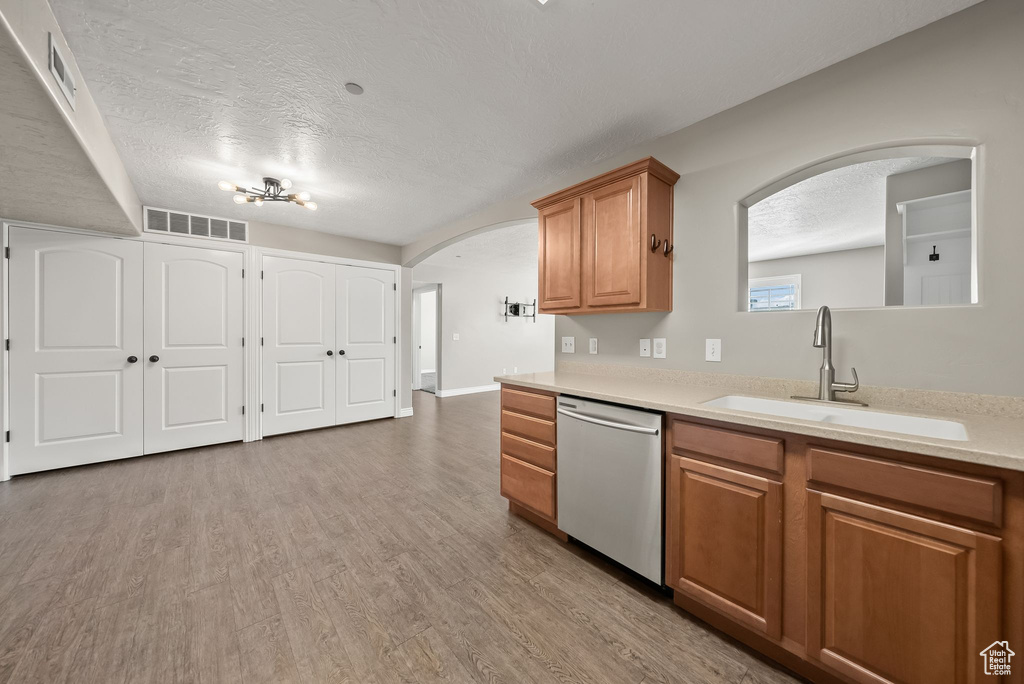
[748,157,961,262]
[48,0,980,246]
[417,221,538,275]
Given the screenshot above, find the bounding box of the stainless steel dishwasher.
[556,396,663,584]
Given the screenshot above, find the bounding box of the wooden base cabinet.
[533,157,679,315]
[667,415,1024,684]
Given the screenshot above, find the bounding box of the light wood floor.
[0,390,802,684]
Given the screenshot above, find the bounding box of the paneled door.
[8,227,144,474]
[582,175,642,308]
[262,256,337,436]
[336,265,395,424]
[143,243,244,454]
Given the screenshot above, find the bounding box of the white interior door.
[336,265,395,424]
[262,256,336,436]
[8,228,144,475]
[144,242,244,454]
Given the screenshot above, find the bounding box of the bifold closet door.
[143,242,244,454]
[262,256,337,436]
[336,265,396,424]
[8,228,144,475]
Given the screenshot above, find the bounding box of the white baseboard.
[398,407,414,418]
[435,383,500,398]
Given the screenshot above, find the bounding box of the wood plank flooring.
[0,391,802,684]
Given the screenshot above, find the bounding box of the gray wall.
[884,159,972,305]
[413,263,555,392]
[749,246,884,311]
[249,220,401,264]
[410,0,1022,397]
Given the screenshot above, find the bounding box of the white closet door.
[143,243,244,454]
[8,228,144,475]
[336,265,395,424]
[262,256,337,436]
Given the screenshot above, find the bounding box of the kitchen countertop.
[495,371,1024,472]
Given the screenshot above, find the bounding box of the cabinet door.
[262,256,337,436]
[8,228,144,474]
[807,491,1001,684]
[336,265,395,425]
[538,197,581,311]
[666,455,783,639]
[143,242,244,454]
[582,175,642,308]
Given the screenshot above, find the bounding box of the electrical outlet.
[561,336,575,353]
[513,366,518,373]
[639,339,651,357]
[502,367,507,374]
[705,338,722,362]
[589,338,598,354]
[653,338,666,359]
[452,333,460,341]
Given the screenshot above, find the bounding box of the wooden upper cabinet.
[538,198,581,311]
[533,157,679,314]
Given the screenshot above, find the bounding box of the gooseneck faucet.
[793,305,866,405]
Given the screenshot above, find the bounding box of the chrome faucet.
[793,305,866,405]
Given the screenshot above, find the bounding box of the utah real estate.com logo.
[980,641,1015,676]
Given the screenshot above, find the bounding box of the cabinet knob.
[338,350,346,356]
[149,355,160,363]
[327,350,334,356]
[127,355,138,364]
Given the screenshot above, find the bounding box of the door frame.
[0,219,404,480]
[412,284,441,395]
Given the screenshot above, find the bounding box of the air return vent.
[144,207,248,243]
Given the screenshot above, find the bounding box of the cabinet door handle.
[127,356,138,364]
[149,355,160,363]
[664,241,674,256]
[650,234,662,252]
[327,350,334,356]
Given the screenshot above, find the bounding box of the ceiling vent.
[48,33,76,110]
[145,207,248,244]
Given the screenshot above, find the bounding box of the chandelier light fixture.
[218,177,317,210]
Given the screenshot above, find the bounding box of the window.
[749,274,801,311]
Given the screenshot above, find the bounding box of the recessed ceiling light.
[344,82,364,95]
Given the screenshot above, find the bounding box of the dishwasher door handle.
[557,407,660,435]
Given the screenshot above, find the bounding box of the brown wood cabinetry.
[668,415,1024,684]
[532,157,679,315]
[499,384,566,540]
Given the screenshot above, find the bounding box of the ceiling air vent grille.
[48,34,76,110]
[144,207,248,244]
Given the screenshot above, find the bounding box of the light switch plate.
[589,338,598,354]
[452,333,460,341]
[706,338,722,362]
[561,336,575,353]
[639,339,651,357]
[653,338,666,359]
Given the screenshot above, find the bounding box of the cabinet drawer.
[672,421,783,474]
[501,432,556,472]
[500,454,556,520]
[807,447,1003,526]
[501,387,556,420]
[501,410,556,447]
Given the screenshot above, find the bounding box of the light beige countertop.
[494,369,1024,473]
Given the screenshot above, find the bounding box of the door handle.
[127,356,138,364]
[338,350,346,356]
[149,355,160,363]
[327,350,334,356]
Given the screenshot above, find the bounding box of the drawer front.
[500,454,556,520]
[807,447,1003,526]
[501,387,556,420]
[672,420,784,474]
[501,432,556,472]
[501,410,556,447]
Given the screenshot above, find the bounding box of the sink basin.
[702,395,968,441]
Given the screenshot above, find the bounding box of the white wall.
[413,262,554,392]
[404,0,1024,397]
[749,246,884,310]
[419,290,437,373]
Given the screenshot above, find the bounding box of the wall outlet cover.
[706,338,722,362]
[653,338,666,359]
[452,333,460,341]
[561,336,576,353]
[589,338,598,354]
[640,338,651,357]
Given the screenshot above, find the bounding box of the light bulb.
[232,194,248,204]
[218,180,236,192]
[298,191,311,201]
[280,178,292,190]
[253,197,264,207]
[304,201,317,211]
